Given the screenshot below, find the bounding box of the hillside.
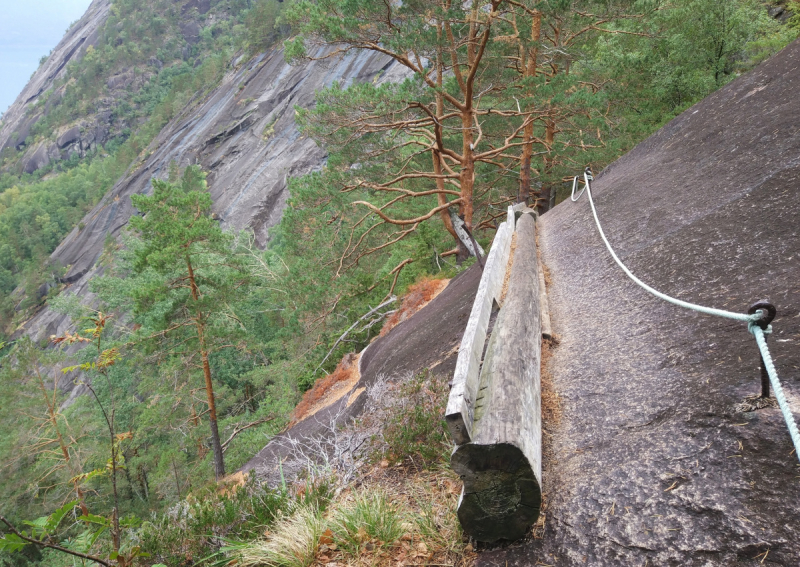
[15,46,401,346]
[0,1,798,566]
[0,0,295,329]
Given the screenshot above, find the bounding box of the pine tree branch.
[0,515,110,566]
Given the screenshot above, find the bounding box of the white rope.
[573,171,800,463]
[574,171,756,323]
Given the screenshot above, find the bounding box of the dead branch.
[313,296,398,375]
[221,416,277,453]
[385,258,414,301]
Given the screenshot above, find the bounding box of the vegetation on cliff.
[0,0,289,334]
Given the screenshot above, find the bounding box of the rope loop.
[748,321,773,336]
[570,175,588,202]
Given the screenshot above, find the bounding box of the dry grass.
[291,353,361,425]
[236,369,476,567]
[531,336,562,542]
[237,470,475,567]
[319,469,475,567]
[540,339,562,429]
[219,471,249,496]
[380,277,449,337]
[239,504,326,567]
[540,254,552,290]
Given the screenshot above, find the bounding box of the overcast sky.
[0,0,94,115]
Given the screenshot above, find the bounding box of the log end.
[451,442,541,542]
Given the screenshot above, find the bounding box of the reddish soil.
[290,352,360,425]
[380,277,450,337]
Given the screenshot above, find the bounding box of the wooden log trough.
[446,206,543,543]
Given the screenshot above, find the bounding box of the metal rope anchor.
[748,301,776,399]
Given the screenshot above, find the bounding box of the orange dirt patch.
[380,277,450,337]
[290,352,361,426]
[500,232,517,304]
[218,470,248,495]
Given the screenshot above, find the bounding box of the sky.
[0,0,94,116]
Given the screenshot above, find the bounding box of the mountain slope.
[0,0,111,161]
[14,45,404,393]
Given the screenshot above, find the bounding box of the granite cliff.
[0,2,405,399]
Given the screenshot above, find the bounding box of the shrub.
[138,476,290,566]
[380,371,450,467]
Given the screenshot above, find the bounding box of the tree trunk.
[138,464,150,501]
[186,256,226,480]
[172,457,182,499]
[540,116,556,211]
[449,209,485,262]
[107,404,121,553]
[433,40,459,246]
[537,184,552,215]
[445,208,515,445]
[518,11,542,205]
[201,340,226,480]
[460,109,475,230]
[451,212,542,542]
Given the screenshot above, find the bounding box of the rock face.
[0,1,260,174]
[15,46,406,394]
[478,39,800,566]
[57,126,82,149]
[180,21,202,45]
[0,0,111,155]
[242,265,482,485]
[23,143,51,174]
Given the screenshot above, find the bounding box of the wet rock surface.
[478,39,800,566]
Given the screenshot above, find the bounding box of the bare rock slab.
[478,38,800,567]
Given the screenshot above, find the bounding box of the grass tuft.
[331,489,404,554]
[380,371,450,466]
[238,504,325,567]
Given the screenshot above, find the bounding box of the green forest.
[0,0,798,565]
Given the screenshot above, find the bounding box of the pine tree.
[109,166,251,480]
